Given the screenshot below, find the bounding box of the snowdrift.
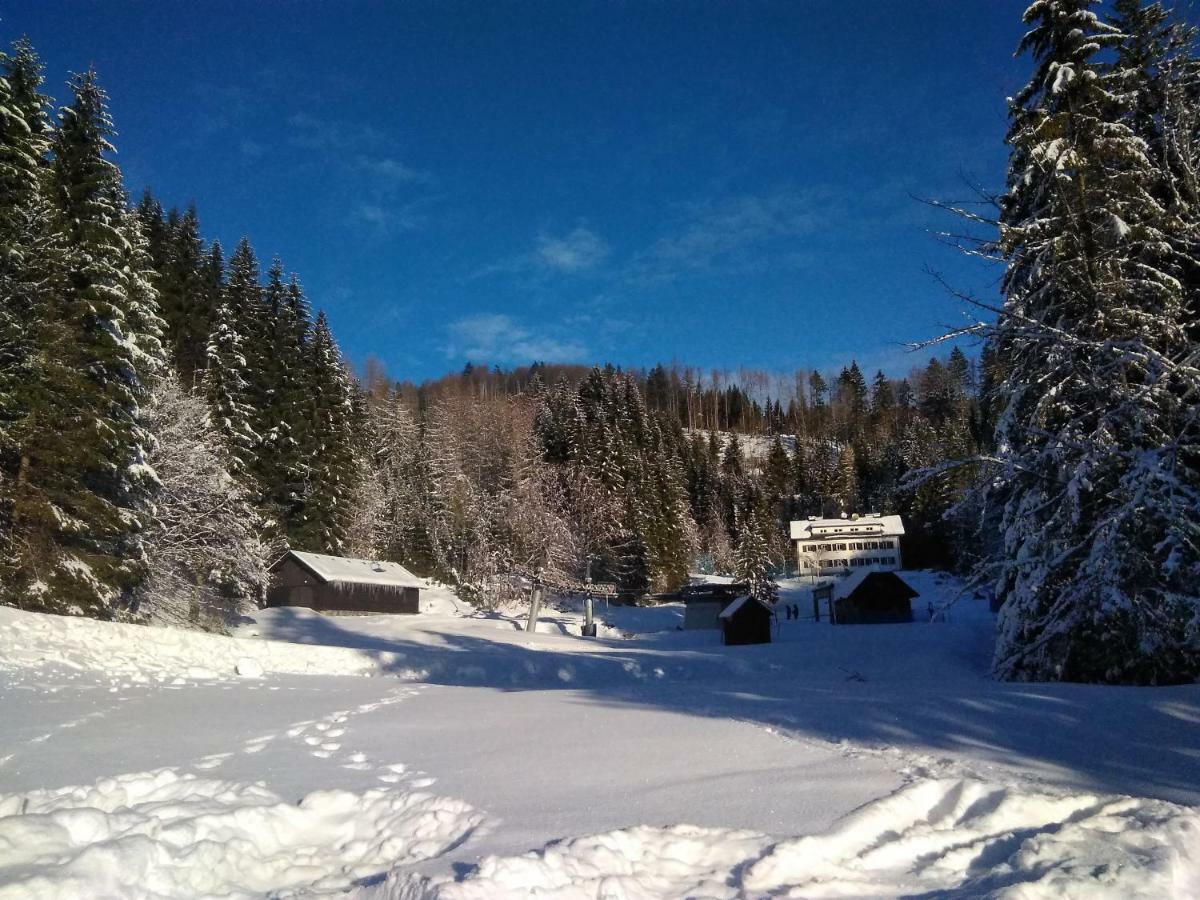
[0,604,400,683]
[0,769,482,900]
[375,778,1200,899]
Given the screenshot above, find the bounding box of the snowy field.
[1,573,1198,898]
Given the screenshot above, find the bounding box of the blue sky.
[4,1,1031,382]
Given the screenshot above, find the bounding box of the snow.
[717,593,769,618]
[789,513,905,539]
[2,569,1199,897]
[371,779,1200,899]
[0,769,481,900]
[288,550,424,588]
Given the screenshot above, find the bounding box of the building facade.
[789,514,904,577]
[268,550,422,614]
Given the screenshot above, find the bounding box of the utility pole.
[582,557,597,637]
[525,570,544,633]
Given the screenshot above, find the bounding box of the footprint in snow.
[195,752,232,769]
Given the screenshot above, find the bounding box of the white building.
[790,514,904,577]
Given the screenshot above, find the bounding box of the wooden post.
[582,559,596,637]
[525,583,543,633]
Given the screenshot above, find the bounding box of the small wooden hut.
[833,570,917,624]
[718,595,775,645]
[267,550,422,615]
[681,582,749,630]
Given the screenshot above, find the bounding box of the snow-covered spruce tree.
[139,372,269,629]
[7,69,166,616]
[251,261,312,530]
[203,296,259,481]
[0,39,50,588]
[292,311,357,555]
[157,204,212,385]
[982,0,1200,683]
[735,500,777,604]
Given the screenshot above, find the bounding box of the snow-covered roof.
[819,569,917,600]
[789,514,905,541]
[718,595,774,619]
[832,569,873,600]
[286,551,423,588]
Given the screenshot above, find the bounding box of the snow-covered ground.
[1,573,1198,898]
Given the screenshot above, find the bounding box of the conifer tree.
[0,38,50,588]
[294,311,357,554]
[158,204,210,383]
[7,69,164,615]
[203,297,258,479]
[980,0,1200,683]
[735,502,777,603]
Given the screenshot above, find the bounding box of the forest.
[1,0,1198,685]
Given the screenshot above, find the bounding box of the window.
[885,540,895,549]
[839,543,847,551]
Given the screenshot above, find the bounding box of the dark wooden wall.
[267,557,419,614]
[722,601,773,645]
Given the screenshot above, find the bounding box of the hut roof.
[838,570,919,601]
[719,595,774,619]
[282,551,424,588]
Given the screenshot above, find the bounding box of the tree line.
[350,349,982,602]
[0,40,361,627]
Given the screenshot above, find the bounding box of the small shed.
[267,550,422,615]
[719,595,775,645]
[680,582,749,631]
[833,570,918,625]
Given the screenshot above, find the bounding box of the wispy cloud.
[468,225,610,282]
[350,196,438,236]
[353,154,434,187]
[631,188,828,283]
[281,112,438,236]
[536,226,609,271]
[443,314,588,364]
[239,139,265,159]
[287,111,385,152]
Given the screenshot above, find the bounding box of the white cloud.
[443,314,587,364]
[536,226,610,272]
[632,189,828,282]
[350,200,428,235]
[354,155,433,186]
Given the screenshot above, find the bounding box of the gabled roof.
[836,570,918,601]
[281,550,424,588]
[719,594,775,619]
[789,515,905,541]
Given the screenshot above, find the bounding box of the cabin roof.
[281,551,424,588]
[836,569,919,601]
[719,595,775,619]
[789,514,905,541]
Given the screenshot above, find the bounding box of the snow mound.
[743,778,1200,898]
[0,605,388,683]
[0,768,482,900]
[375,778,1199,900]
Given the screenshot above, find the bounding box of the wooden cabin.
[832,570,918,624]
[268,550,422,615]
[680,582,749,631]
[718,595,775,645]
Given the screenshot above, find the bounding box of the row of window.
[806,540,895,552]
[811,556,898,570]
